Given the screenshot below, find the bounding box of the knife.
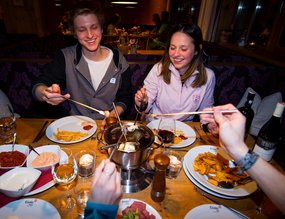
[32,120,49,143]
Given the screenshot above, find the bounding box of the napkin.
[0,169,53,207]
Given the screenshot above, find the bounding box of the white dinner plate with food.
[0,198,60,219]
[118,198,162,219]
[46,115,97,144]
[24,148,68,196]
[147,120,196,148]
[184,145,257,197]
[183,161,237,199]
[184,204,242,219]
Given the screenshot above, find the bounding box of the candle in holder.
[76,150,96,177]
[164,150,183,179]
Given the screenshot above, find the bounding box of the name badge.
[110,78,116,84]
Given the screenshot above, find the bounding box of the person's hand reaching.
[134,87,148,108]
[41,84,70,105]
[212,104,248,160]
[89,159,122,205]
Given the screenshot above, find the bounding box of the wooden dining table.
[6,118,284,219]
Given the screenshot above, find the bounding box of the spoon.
[11,132,16,152]
[28,145,40,156]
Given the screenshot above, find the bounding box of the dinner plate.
[0,198,60,219]
[147,120,196,148]
[183,160,238,199]
[118,198,162,219]
[46,115,97,144]
[184,145,257,197]
[24,149,68,196]
[184,204,241,219]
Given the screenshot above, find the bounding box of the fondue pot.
[101,122,159,170]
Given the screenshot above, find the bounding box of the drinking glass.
[0,104,16,144]
[52,148,78,208]
[74,177,92,218]
[158,118,176,144]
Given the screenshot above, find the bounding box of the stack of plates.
[183,145,257,199]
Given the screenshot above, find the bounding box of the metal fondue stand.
[120,162,154,194]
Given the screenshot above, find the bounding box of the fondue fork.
[147,109,238,118]
[108,131,125,161]
[68,98,106,116]
[45,90,107,116]
[112,102,127,141]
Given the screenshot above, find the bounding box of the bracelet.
[236,150,259,175]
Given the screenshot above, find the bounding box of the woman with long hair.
[135,23,215,121]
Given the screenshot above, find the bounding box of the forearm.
[84,201,118,219]
[247,158,285,214]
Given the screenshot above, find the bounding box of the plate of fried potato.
[184,145,257,197]
[46,116,97,144]
[147,120,196,148]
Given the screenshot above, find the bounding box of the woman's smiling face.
[74,14,102,53]
[168,32,197,74]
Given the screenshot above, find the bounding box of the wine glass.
[52,148,78,208]
[158,118,176,145]
[0,104,16,144]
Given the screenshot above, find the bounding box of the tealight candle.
[165,151,183,179]
[76,150,96,177]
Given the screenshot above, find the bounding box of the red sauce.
[0,151,26,167]
[83,125,93,130]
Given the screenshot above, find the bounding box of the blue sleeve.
[84,201,119,219]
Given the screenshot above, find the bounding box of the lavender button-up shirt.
[144,63,216,121]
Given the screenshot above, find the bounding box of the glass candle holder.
[75,150,96,177]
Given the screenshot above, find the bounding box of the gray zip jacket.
[32,44,132,120]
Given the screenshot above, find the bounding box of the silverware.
[28,145,40,156]
[11,132,16,151]
[45,90,106,116]
[112,102,127,141]
[68,98,106,116]
[193,126,206,144]
[196,188,250,219]
[148,109,238,118]
[32,120,49,143]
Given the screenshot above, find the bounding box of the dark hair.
[160,23,207,87]
[69,8,104,33]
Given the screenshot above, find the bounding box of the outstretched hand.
[89,159,122,205]
[42,84,70,105]
[134,87,148,108]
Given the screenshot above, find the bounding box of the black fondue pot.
[103,122,157,170]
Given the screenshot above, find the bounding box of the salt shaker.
[151,153,170,202]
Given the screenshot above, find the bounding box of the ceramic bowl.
[26,145,61,171]
[0,167,41,198]
[0,144,29,170]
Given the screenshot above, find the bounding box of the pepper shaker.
[151,153,170,202]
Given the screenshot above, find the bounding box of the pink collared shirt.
[144,63,215,121]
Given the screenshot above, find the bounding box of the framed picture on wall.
[13,0,24,6]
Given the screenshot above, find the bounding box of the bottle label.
[253,144,276,161]
[255,137,277,150]
[253,138,277,162]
